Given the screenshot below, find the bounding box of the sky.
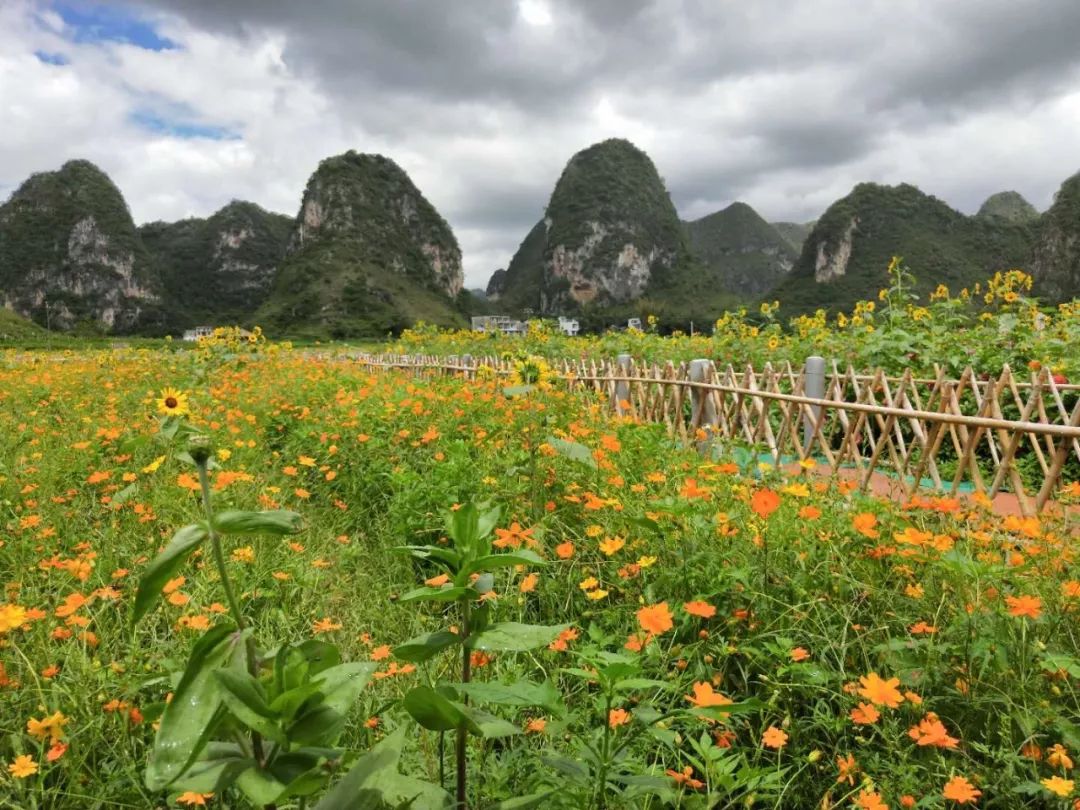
[3,1,1080,289]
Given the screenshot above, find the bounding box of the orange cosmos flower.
[849,702,881,725]
[555,541,575,559]
[685,682,733,708]
[683,600,716,618]
[636,602,674,635]
[599,536,626,556]
[836,753,858,785]
[857,672,905,708]
[608,708,631,728]
[853,789,888,810]
[424,573,450,587]
[494,522,534,549]
[789,647,810,662]
[852,512,879,538]
[519,573,539,593]
[1005,594,1042,619]
[761,726,788,749]
[942,775,981,804]
[750,488,781,518]
[666,766,704,789]
[908,713,959,749]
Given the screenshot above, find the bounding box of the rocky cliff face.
[495,139,690,314]
[287,152,463,296]
[258,151,466,337]
[140,201,291,325]
[1030,173,1080,301]
[0,160,162,332]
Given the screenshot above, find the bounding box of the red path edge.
[793,464,1080,521]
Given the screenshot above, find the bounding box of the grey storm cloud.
[10,0,1080,286]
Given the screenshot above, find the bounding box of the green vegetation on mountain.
[770,183,1036,315]
[684,202,797,298]
[1030,172,1080,301]
[493,139,698,319]
[771,220,815,252]
[0,307,48,341]
[140,201,291,327]
[976,191,1039,224]
[0,159,164,333]
[257,151,466,338]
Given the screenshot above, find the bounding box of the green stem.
[457,598,472,809]
[197,462,245,631]
[196,459,267,773]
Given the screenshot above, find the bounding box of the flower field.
[2,338,1080,809]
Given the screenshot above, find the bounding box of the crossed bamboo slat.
[355,353,1080,515]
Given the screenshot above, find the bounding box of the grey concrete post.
[803,355,826,450]
[614,353,631,414]
[689,359,718,454]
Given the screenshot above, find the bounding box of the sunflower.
[157,387,190,417]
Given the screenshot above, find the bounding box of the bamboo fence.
[356,353,1080,516]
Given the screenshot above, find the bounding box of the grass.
[1,342,1079,808]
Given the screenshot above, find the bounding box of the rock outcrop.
[492,139,691,315]
[258,151,466,337]
[769,182,1035,315]
[1030,172,1080,301]
[0,160,163,332]
[140,201,291,326]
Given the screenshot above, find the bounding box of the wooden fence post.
[689,359,719,454]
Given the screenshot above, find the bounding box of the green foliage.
[1031,171,1080,301]
[139,200,292,329]
[257,151,466,338]
[771,182,1036,316]
[0,159,165,333]
[683,202,798,298]
[977,191,1040,224]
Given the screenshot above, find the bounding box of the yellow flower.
[637,555,658,568]
[141,455,166,474]
[156,387,189,417]
[1041,776,1074,797]
[599,536,626,556]
[8,755,37,778]
[0,603,28,633]
[586,589,609,601]
[27,711,69,743]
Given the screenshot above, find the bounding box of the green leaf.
[490,792,557,809]
[393,631,462,663]
[466,707,519,738]
[111,482,137,505]
[214,669,285,744]
[212,509,303,535]
[688,698,764,723]
[132,523,207,624]
[402,686,469,732]
[145,623,246,790]
[452,680,564,714]
[314,727,452,810]
[502,385,535,397]
[167,743,251,795]
[464,549,546,577]
[398,585,472,604]
[613,678,671,692]
[236,764,289,805]
[467,622,568,652]
[546,436,597,468]
[288,662,377,746]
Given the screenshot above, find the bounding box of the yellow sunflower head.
[157,387,190,417]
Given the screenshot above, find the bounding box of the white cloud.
[3,0,1080,289]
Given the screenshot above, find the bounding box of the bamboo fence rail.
[356,353,1080,516]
